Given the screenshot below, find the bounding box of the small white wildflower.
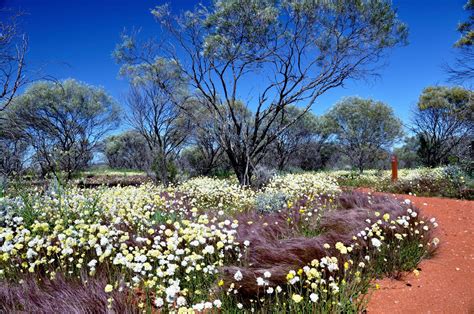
[256,277,268,286]
[154,297,164,307]
[371,238,382,248]
[234,270,243,281]
[310,293,319,302]
[176,296,186,307]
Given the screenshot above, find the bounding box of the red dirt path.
[366,193,474,314]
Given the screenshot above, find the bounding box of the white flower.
[243,240,250,247]
[237,303,243,309]
[371,238,382,248]
[165,281,180,302]
[176,296,187,306]
[234,270,243,281]
[204,302,213,309]
[87,259,97,268]
[263,271,271,278]
[155,297,164,307]
[26,248,37,259]
[310,293,319,302]
[193,302,205,311]
[256,277,268,286]
[213,299,222,308]
[203,245,215,255]
[289,276,300,284]
[266,287,274,294]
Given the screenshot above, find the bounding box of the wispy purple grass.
[0,274,138,313]
[222,192,427,297]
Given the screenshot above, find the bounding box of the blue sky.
[3,0,469,128]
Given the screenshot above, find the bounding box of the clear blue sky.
[3,0,468,128]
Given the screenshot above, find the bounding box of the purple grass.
[0,274,138,313]
[222,191,428,297]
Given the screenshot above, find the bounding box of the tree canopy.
[7,79,120,179]
[326,97,403,172]
[115,0,407,185]
[413,86,473,167]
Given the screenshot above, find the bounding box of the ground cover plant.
[0,174,439,312]
[331,166,473,200]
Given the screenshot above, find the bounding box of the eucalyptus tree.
[0,112,29,178]
[115,0,407,185]
[186,106,224,176]
[412,86,474,167]
[104,131,151,170]
[447,0,474,83]
[0,10,28,112]
[119,57,192,185]
[268,106,331,171]
[9,79,120,179]
[326,97,403,172]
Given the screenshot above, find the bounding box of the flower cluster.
[0,184,242,311]
[265,173,341,202]
[177,177,256,212]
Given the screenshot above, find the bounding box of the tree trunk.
[226,150,253,186]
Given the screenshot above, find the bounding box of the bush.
[333,167,473,199]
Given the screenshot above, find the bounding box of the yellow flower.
[383,213,390,221]
[104,284,113,293]
[292,294,303,303]
[218,279,224,286]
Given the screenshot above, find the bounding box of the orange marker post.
[391,155,398,182]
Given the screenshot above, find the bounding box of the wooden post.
[391,155,398,182]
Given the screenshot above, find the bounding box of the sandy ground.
[366,194,474,314]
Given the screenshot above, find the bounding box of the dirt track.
[367,194,474,314]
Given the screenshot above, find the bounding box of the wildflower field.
[329,166,473,200]
[0,173,439,312]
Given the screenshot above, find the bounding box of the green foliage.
[418,86,473,113]
[333,167,473,199]
[7,79,121,179]
[142,0,409,185]
[326,97,404,172]
[104,131,151,170]
[394,137,421,168]
[152,153,178,185]
[455,0,474,47]
[255,191,288,214]
[413,86,473,167]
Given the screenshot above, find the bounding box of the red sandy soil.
[366,193,474,314]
